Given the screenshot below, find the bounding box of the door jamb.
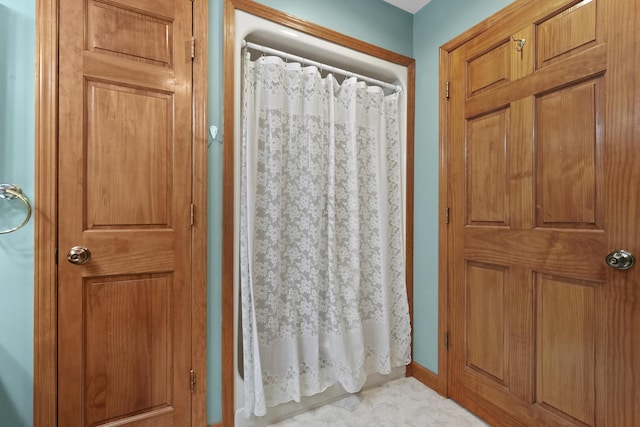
[34,0,59,424]
[435,46,450,397]
[33,0,209,425]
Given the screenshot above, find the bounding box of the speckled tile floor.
[267,377,489,427]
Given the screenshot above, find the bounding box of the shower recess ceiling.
[383,0,432,14]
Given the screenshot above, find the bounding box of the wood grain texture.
[192,0,210,425]
[410,362,444,396]
[80,231,174,276]
[466,263,507,382]
[440,0,532,53]
[445,0,581,60]
[437,47,450,396]
[445,0,640,425]
[601,0,640,424]
[84,275,172,425]
[536,275,597,425]
[36,0,207,425]
[507,25,535,232]
[56,0,193,425]
[106,0,175,19]
[537,0,597,68]
[88,1,173,66]
[463,371,580,427]
[466,44,607,119]
[509,97,534,231]
[406,60,416,369]
[536,79,603,228]
[447,37,468,403]
[231,0,413,67]
[58,0,86,419]
[464,228,606,281]
[466,109,509,225]
[506,268,534,402]
[510,25,535,81]
[467,42,510,96]
[84,51,176,91]
[86,82,172,227]
[34,0,59,425]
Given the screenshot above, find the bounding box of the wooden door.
[57,0,194,425]
[448,0,639,426]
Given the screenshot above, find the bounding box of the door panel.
[467,42,511,95]
[58,0,193,425]
[87,2,173,66]
[84,274,172,425]
[466,262,508,382]
[535,275,599,425]
[535,78,603,228]
[537,0,597,67]
[466,109,509,225]
[449,0,639,426]
[87,81,173,227]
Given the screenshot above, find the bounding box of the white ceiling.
[383,0,432,14]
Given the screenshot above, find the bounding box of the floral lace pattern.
[241,53,411,418]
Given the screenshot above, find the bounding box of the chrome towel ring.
[0,183,32,234]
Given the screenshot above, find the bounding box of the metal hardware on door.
[605,249,635,270]
[67,246,91,265]
[511,35,526,52]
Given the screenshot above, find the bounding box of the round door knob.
[67,246,91,265]
[605,249,635,270]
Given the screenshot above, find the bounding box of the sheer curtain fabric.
[240,52,411,418]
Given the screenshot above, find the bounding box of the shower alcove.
[222,3,415,425]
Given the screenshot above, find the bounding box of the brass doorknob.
[67,246,91,265]
[605,249,635,270]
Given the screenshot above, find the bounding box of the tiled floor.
[267,377,489,427]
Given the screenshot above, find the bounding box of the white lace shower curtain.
[240,51,411,418]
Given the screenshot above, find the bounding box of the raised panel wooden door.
[57,0,193,425]
[448,0,639,426]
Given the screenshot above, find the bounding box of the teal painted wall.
[0,1,35,427]
[207,0,224,423]
[0,0,517,425]
[411,0,514,372]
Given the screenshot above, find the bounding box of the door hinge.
[54,247,58,264]
[190,37,195,60]
[445,207,450,224]
[190,369,196,393]
[190,203,195,226]
[445,81,450,99]
[444,332,449,351]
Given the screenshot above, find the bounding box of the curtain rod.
[242,40,402,93]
